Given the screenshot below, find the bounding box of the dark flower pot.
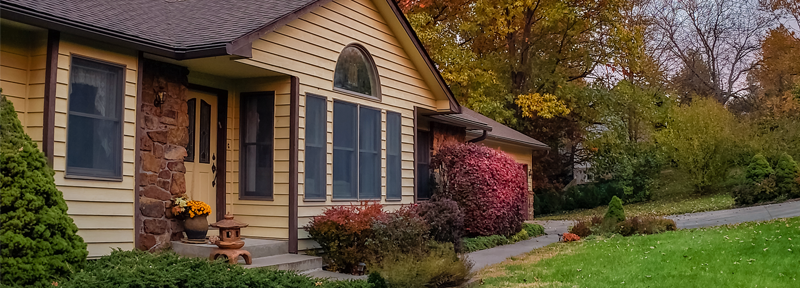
[184,215,209,242]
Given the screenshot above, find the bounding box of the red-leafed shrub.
[569,221,592,238]
[418,199,465,252]
[563,233,581,242]
[432,143,527,237]
[367,205,429,262]
[305,202,385,273]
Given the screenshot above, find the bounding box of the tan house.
[0,0,547,258]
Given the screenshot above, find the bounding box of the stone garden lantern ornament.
[209,213,252,265]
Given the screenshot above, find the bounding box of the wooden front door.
[185,90,219,223]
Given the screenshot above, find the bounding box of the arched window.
[333,44,380,99]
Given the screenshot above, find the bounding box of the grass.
[476,217,800,287]
[538,170,735,220]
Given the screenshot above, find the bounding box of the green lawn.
[476,217,800,287]
[537,193,734,220]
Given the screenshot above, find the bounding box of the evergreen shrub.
[0,96,88,286]
[432,143,527,237]
[775,153,800,197]
[604,196,626,223]
[60,250,370,288]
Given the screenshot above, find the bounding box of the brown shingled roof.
[461,107,549,150]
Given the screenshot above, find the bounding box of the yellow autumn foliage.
[515,93,571,119]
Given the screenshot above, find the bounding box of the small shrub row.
[732,153,800,205]
[569,198,676,237]
[533,180,631,216]
[522,223,545,238]
[55,250,370,288]
[461,224,544,253]
[462,235,509,253]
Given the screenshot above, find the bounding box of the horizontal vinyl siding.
[237,0,438,245]
[226,76,293,240]
[0,23,47,148]
[55,35,138,257]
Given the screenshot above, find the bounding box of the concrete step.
[171,238,288,259]
[243,254,323,271]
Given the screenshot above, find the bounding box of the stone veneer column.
[137,60,190,251]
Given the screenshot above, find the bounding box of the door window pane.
[416,130,432,200]
[333,101,357,199]
[240,92,274,199]
[199,100,211,163]
[305,95,327,199]
[358,107,381,199]
[386,112,402,200]
[185,98,196,162]
[66,57,123,179]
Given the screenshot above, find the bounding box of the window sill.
[65,173,123,182]
[385,198,403,202]
[333,87,381,102]
[330,198,381,202]
[303,198,328,202]
[239,195,274,201]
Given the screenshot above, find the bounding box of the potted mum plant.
[171,196,212,243]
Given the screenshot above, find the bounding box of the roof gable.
[1,0,459,112]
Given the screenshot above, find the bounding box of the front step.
[171,238,288,259]
[243,254,323,271]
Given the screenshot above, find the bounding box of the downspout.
[467,130,488,143]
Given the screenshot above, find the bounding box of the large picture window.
[333,44,380,99]
[66,57,124,179]
[240,92,274,200]
[386,112,402,200]
[305,95,327,200]
[333,101,381,200]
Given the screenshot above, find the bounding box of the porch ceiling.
[144,53,284,79]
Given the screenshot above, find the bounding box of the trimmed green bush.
[462,235,510,252]
[59,250,369,288]
[522,223,545,237]
[775,153,800,197]
[367,272,388,288]
[746,154,774,184]
[509,229,529,242]
[604,196,626,223]
[0,96,88,286]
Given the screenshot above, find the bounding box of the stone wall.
[137,59,190,251]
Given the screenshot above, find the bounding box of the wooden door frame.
[187,83,228,221]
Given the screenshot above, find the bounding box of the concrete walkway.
[467,200,800,272]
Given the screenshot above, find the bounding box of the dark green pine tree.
[1,95,87,286]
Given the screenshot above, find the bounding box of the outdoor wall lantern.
[154,91,167,107]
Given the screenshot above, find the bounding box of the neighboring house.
[0,0,547,258]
